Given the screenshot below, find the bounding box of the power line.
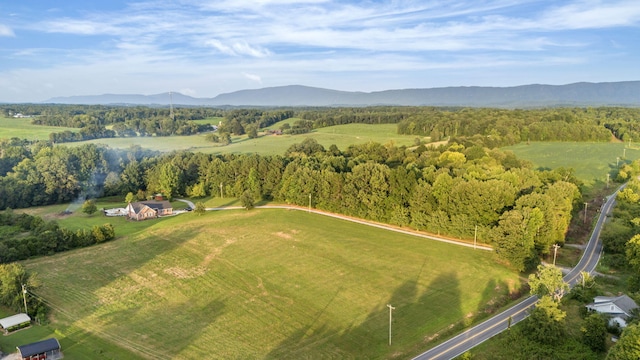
[26,290,166,359]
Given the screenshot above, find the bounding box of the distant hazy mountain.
[44,81,640,107]
[45,92,208,106]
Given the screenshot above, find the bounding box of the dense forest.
[0,134,588,271]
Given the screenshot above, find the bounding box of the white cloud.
[0,24,15,37]
[205,39,271,57]
[2,0,640,102]
[242,72,262,83]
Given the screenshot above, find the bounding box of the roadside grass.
[0,117,77,141]
[23,208,521,359]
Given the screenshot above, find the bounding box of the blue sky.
[1,0,640,102]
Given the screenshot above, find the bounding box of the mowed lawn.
[24,209,521,359]
[505,141,640,185]
[0,117,78,140]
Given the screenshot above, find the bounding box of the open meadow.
[79,123,422,155]
[0,117,78,141]
[504,142,640,186]
[22,208,522,359]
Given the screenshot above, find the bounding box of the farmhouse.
[586,294,639,328]
[126,200,173,221]
[0,313,31,334]
[16,338,62,360]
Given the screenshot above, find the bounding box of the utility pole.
[474,225,478,250]
[583,202,588,224]
[387,304,395,346]
[552,244,560,266]
[623,148,627,159]
[617,157,620,167]
[219,183,223,198]
[22,284,28,314]
[308,194,312,213]
[606,173,610,189]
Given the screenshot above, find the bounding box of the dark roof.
[138,200,172,211]
[17,338,60,357]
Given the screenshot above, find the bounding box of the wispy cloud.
[1,0,639,102]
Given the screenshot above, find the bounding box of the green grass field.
[0,116,421,155]
[74,123,421,155]
[22,209,521,359]
[0,117,78,141]
[505,142,640,186]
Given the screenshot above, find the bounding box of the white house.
[586,294,639,328]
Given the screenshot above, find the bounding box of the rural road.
[411,183,626,360]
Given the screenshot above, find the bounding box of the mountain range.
[44,81,640,107]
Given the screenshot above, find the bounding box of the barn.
[16,338,62,360]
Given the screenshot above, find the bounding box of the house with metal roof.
[16,338,62,360]
[586,294,639,328]
[0,313,31,334]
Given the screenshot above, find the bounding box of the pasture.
[505,142,640,186]
[77,123,421,155]
[24,209,521,359]
[0,117,77,141]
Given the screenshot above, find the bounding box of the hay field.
[24,209,520,359]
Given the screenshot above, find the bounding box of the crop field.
[0,117,78,141]
[24,209,521,359]
[505,142,640,186]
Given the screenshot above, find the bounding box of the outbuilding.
[0,313,31,334]
[17,338,62,360]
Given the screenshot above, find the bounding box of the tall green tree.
[528,265,569,302]
[582,313,607,352]
[607,324,640,359]
[523,295,566,344]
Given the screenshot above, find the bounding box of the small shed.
[17,338,62,360]
[0,313,31,334]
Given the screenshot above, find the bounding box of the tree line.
[0,136,586,271]
[7,104,640,148]
[0,209,116,264]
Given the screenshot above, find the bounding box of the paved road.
[411,183,625,360]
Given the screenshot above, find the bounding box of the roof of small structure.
[17,338,60,357]
[0,313,30,329]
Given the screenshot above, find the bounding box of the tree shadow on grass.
[90,297,226,358]
[265,271,463,359]
[26,220,223,357]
